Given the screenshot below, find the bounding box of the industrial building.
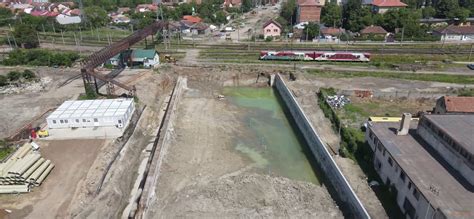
[46,99,135,129]
[433,96,474,114]
[366,113,474,219]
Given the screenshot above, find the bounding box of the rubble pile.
[326,95,351,109]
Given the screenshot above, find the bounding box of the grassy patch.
[308,69,474,84]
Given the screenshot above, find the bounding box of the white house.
[46,99,135,129]
[433,25,474,41]
[131,49,160,68]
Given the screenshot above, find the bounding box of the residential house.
[180,20,209,35]
[366,113,474,219]
[360,25,387,36]
[112,14,131,24]
[131,49,160,68]
[182,15,202,24]
[56,14,81,25]
[224,0,241,7]
[135,4,158,13]
[433,96,474,114]
[263,20,282,39]
[296,0,323,23]
[433,25,474,41]
[364,0,407,14]
[320,27,345,41]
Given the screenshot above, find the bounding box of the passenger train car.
[259,51,371,62]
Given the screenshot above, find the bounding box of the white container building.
[46,99,135,129]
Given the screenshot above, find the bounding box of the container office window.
[76,119,79,123]
[60,120,64,124]
[94,118,98,122]
[83,119,86,122]
[52,120,56,124]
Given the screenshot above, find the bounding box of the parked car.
[467,64,474,70]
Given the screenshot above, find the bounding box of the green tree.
[0,7,12,27]
[241,0,253,13]
[303,22,320,40]
[13,24,39,49]
[435,0,460,18]
[84,6,109,27]
[280,0,297,24]
[422,6,436,18]
[321,2,342,27]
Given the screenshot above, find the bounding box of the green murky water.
[223,87,320,184]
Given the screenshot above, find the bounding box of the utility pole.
[400,26,405,47]
[61,30,65,45]
[469,44,473,61]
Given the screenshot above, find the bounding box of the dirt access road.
[0,139,107,218]
[146,78,342,218]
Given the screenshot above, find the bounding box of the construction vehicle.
[37,130,49,138]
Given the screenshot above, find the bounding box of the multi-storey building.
[366,113,474,219]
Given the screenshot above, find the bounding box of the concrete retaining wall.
[273,74,370,219]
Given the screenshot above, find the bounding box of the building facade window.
[60,120,64,124]
[388,157,393,166]
[413,188,420,200]
[94,118,98,122]
[52,120,56,124]
[76,119,79,123]
[408,181,412,190]
[400,171,406,182]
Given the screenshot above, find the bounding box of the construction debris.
[0,142,54,193]
[326,95,351,109]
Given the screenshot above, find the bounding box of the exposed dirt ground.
[0,61,471,219]
[0,66,82,138]
[0,139,107,218]
[147,81,343,218]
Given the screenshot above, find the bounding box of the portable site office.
[46,99,135,129]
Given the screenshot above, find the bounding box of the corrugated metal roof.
[47,99,133,120]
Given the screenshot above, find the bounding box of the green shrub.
[0,75,7,86]
[3,49,80,67]
[22,69,36,80]
[7,71,21,81]
[265,36,273,42]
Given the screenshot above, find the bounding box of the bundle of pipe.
[0,142,55,192]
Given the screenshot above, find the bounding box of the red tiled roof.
[321,27,345,35]
[263,20,282,29]
[182,15,202,23]
[434,25,474,35]
[299,0,323,6]
[360,25,387,34]
[443,96,474,113]
[372,0,407,7]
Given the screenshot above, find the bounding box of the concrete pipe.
[9,154,35,175]
[29,160,51,182]
[35,164,54,186]
[17,144,32,159]
[7,158,26,175]
[17,154,41,176]
[21,158,45,180]
[9,143,28,160]
[1,159,16,176]
[0,184,29,193]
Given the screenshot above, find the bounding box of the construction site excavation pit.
[149,83,342,218]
